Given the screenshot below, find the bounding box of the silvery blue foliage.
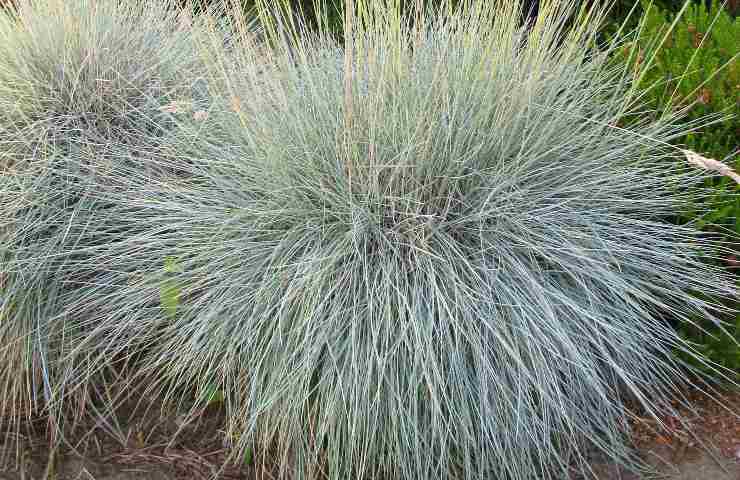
[1,1,737,480]
[0,0,217,428]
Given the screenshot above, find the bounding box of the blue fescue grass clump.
[9,0,739,479]
[0,0,220,438]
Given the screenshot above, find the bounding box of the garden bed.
[2,385,739,480]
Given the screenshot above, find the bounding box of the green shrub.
[612,0,739,378]
[618,0,738,221]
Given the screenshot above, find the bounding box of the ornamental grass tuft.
[0,0,219,441]
[4,0,739,479]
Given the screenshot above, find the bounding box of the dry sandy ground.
[1,387,739,480]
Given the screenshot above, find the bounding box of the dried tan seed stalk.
[683,149,740,185]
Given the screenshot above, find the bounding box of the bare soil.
[587,386,740,479]
[1,387,739,480]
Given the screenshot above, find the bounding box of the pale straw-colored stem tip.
[684,149,740,185]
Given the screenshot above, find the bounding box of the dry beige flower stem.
[230,95,242,114]
[684,149,740,185]
[177,10,192,31]
[160,100,194,115]
[160,103,182,114]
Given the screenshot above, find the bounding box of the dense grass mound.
[10,0,738,479]
[0,0,218,437]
